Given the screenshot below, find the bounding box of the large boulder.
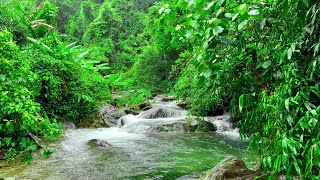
[98,104,126,127]
[201,156,260,180]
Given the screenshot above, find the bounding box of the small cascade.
[120,107,187,134]
[138,107,187,119]
[118,96,189,133]
[119,96,239,137]
[205,115,239,138]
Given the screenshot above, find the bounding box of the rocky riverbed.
[0,95,257,179]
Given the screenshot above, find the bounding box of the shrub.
[0,30,60,161]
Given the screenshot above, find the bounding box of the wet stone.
[138,102,150,110]
[201,156,259,180]
[177,101,188,110]
[142,106,151,111]
[141,107,181,119]
[88,139,112,149]
[162,96,175,102]
[61,122,76,130]
[125,109,140,115]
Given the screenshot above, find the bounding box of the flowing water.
[0,97,254,180]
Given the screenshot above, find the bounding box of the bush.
[116,89,152,108]
[25,34,111,124]
[0,30,60,161]
[130,46,174,93]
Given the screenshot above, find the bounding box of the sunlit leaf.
[232,13,239,21]
[238,20,248,30]
[285,98,290,111]
[262,61,271,68]
[239,95,244,112]
[287,47,293,60]
[248,9,259,15]
[213,26,224,36]
[203,70,212,78]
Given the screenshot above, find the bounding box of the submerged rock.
[201,156,259,180]
[98,104,126,127]
[88,139,112,149]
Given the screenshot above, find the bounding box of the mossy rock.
[201,156,261,180]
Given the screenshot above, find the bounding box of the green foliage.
[0,1,112,161]
[116,89,152,108]
[129,46,175,93]
[0,1,33,43]
[41,149,54,159]
[25,34,111,124]
[0,30,61,161]
[157,0,320,178]
[82,2,122,44]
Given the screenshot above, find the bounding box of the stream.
[0,97,254,180]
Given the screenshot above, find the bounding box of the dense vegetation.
[1,0,319,178]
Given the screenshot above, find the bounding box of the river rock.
[162,96,175,102]
[149,122,186,133]
[138,102,150,110]
[98,104,126,127]
[61,122,76,130]
[125,109,140,115]
[177,101,188,110]
[152,92,157,97]
[90,118,108,128]
[201,156,259,180]
[141,107,183,119]
[142,106,152,111]
[186,117,217,132]
[88,139,112,149]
